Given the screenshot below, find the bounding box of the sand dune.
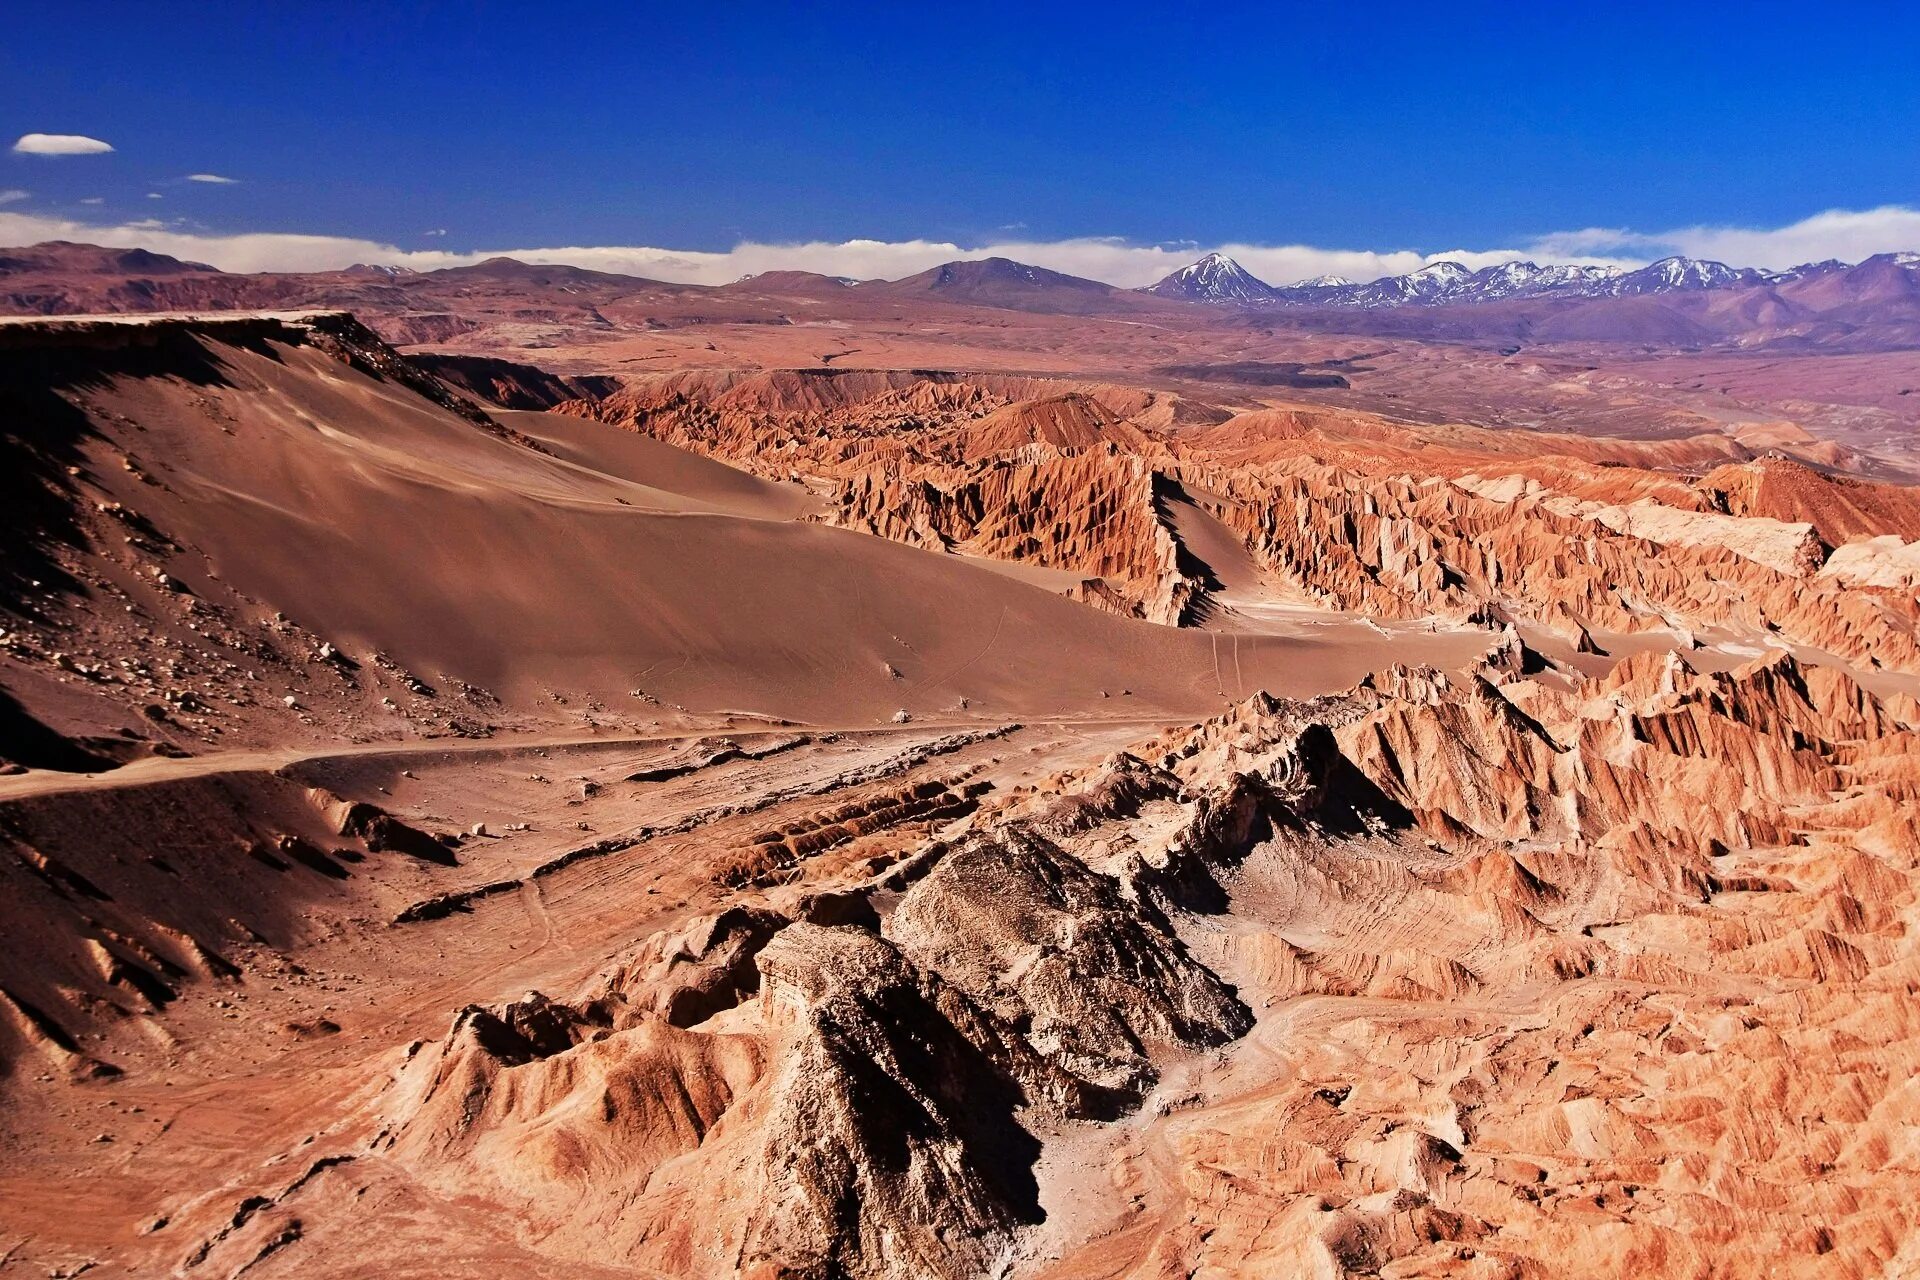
[0,315,1481,763]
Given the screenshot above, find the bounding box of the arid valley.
[3,238,1920,1279]
[6,13,1920,1274]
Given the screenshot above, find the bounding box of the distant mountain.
[1370,260,1474,303]
[1227,251,1920,351]
[1606,256,1765,295]
[0,241,219,276]
[875,256,1133,313]
[0,244,688,322]
[1142,253,1276,303]
[1376,260,1616,304]
[1260,256,1784,308]
[897,257,1111,294]
[717,270,856,295]
[1488,262,1624,297]
[5,238,1919,352]
[1764,259,1849,284]
[425,256,668,288]
[1780,252,1920,311]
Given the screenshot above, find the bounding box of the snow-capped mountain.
[1249,255,1786,308]
[1366,260,1473,304]
[1142,252,1276,303]
[1142,251,1920,313]
[1272,259,1614,307]
[1763,259,1849,284]
[1516,263,1625,293]
[1604,256,1764,295]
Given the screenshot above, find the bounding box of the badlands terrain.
[2,246,1920,1278]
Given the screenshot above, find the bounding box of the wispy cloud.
[78,197,104,205]
[1656,206,1920,270]
[145,192,163,200]
[0,205,1914,285]
[0,189,28,206]
[185,173,240,185]
[423,228,448,237]
[11,133,114,156]
[1526,206,1920,272]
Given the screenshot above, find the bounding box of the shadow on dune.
[0,328,272,607]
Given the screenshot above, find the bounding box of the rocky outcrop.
[1182,453,1920,670]
[58,635,1919,1279]
[888,826,1251,1101]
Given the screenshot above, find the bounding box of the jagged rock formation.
[129,640,1903,1278]
[1176,440,1920,670]
[372,789,1253,1276]
[562,370,1215,622]
[559,369,1920,670]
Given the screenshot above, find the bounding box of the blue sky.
[4,1,1918,283]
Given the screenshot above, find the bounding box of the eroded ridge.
[121,636,1920,1279]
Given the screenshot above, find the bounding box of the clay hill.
[1,297,1919,1280]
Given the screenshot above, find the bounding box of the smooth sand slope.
[2,319,1482,741]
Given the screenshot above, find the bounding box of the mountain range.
[1142,251,1278,303]
[4,240,1920,352]
[1143,250,1920,309]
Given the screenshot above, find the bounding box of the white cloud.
[11,133,114,156]
[186,173,240,185]
[78,197,104,205]
[420,236,1613,288]
[0,213,1621,283]
[423,228,448,237]
[0,209,468,273]
[1660,206,1920,270]
[1525,206,1920,272]
[0,189,28,205]
[146,192,163,200]
[0,205,1913,286]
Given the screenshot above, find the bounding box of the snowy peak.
[1143,252,1276,303]
[1327,259,1479,307]
[343,262,417,279]
[1383,260,1471,300]
[1251,254,1780,309]
[1135,249,1920,315]
[1409,260,1471,283]
[1451,261,1623,300]
[1607,256,1756,294]
[1766,259,1849,283]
